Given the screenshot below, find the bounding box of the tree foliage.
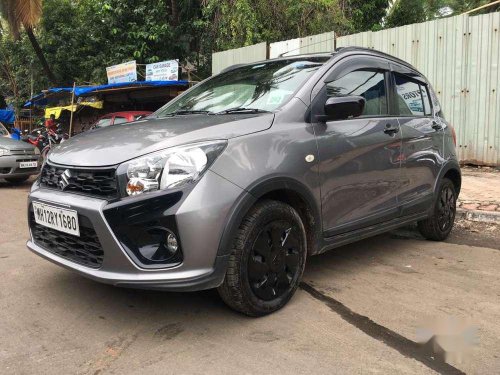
[385,0,427,28]
[0,0,498,109]
[344,0,389,32]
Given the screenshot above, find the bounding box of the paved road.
[1,178,499,374]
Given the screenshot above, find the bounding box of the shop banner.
[146,60,179,81]
[106,61,137,84]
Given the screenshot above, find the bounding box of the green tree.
[202,0,350,51]
[445,0,500,14]
[0,0,57,84]
[345,0,390,32]
[385,0,427,28]
[0,27,44,112]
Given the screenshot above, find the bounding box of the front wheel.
[218,200,307,316]
[418,178,457,241]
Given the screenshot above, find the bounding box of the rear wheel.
[418,178,457,241]
[218,200,307,316]
[5,176,29,185]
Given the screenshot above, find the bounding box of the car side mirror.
[318,96,366,122]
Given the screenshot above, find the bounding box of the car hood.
[0,136,35,151]
[49,113,274,167]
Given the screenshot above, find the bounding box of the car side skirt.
[318,212,429,255]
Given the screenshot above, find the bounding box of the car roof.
[220,46,420,75]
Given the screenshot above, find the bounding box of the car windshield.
[155,57,329,117]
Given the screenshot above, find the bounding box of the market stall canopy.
[44,101,104,119]
[0,108,15,124]
[24,80,189,107]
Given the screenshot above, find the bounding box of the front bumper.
[27,170,246,291]
[0,154,41,178]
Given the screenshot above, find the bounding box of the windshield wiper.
[215,107,270,115]
[161,110,213,117]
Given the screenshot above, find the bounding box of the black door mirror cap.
[319,96,366,122]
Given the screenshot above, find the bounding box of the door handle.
[432,121,442,130]
[384,124,399,135]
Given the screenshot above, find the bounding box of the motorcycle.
[41,125,69,159]
[22,124,69,160]
[22,128,46,151]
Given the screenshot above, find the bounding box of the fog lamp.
[166,232,179,252]
[137,227,181,262]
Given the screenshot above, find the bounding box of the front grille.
[29,211,104,268]
[11,149,36,156]
[40,163,118,199]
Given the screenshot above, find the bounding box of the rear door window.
[394,74,432,116]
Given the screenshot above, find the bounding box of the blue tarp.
[0,109,15,124]
[24,80,189,107]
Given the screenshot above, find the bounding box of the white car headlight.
[0,148,10,157]
[124,140,227,196]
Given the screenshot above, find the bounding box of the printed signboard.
[146,60,179,81]
[106,61,137,84]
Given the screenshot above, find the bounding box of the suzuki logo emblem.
[58,169,72,190]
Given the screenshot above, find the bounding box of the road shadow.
[0,175,38,189]
[37,227,421,328]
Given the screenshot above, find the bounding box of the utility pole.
[68,82,76,137]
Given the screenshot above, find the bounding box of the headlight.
[0,148,10,157]
[124,140,227,196]
[34,147,41,155]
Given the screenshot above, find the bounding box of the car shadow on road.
[0,176,37,189]
[37,229,416,327]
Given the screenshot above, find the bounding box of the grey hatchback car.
[27,47,460,316]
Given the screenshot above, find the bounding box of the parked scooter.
[22,124,68,160]
[22,129,46,151]
[41,124,69,159]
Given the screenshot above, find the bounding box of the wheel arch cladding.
[443,168,462,195]
[217,177,321,258]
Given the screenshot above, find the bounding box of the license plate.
[20,161,38,169]
[32,202,80,237]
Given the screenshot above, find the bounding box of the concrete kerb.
[456,208,500,224]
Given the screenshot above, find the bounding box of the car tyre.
[218,200,307,316]
[5,176,29,185]
[418,178,457,241]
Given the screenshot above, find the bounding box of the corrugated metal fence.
[211,42,268,76]
[270,32,336,58]
[212,13,500,166]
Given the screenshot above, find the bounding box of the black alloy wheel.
[218,200,307,316]
[418,177,457,241]
[249,221,301,301]
[437,185,456,232]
